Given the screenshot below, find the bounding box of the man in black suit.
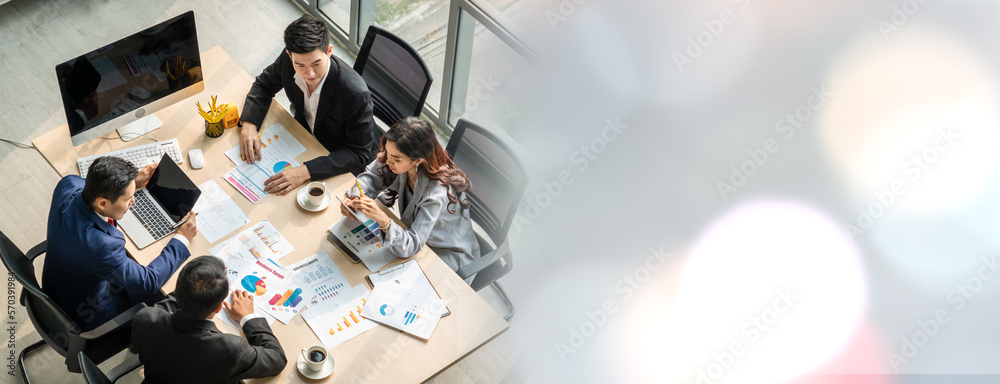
[132,256,287,383]
[239,15,375,195]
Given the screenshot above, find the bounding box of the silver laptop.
[119,154,201,249]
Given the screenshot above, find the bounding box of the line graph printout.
[192,179,250,243]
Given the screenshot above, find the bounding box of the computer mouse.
[189,149,204,169]
[130,86,151,100]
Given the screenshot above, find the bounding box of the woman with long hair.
[343,117,480,280]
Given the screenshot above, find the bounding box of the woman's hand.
[340,196,359,218]
[351,197,391,228]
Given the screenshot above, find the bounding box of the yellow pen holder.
[205,119,224,138]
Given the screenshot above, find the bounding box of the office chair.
[353,25,433,145]
[78,352,142,384]
[0,231,143,383]
[446,119,528,321]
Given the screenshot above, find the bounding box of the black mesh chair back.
[0,233,77,363]
[447,120,527,317]
[354,25,433,133]
[446,119,528,245]
[0,230,136,381]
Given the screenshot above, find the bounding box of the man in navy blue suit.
[42,157,197,331]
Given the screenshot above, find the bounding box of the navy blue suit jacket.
[42,176,190,331]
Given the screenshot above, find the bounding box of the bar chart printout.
[209,220,295,263]
[302,285,377,348]
[288,251,351,309]
[220,257,277,330]
[222,252,303,324]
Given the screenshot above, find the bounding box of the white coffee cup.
[306,181,327,206]
[301,345,332,372]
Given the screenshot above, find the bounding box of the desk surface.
[33,46,507,384]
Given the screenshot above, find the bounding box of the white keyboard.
[78,139,183,178]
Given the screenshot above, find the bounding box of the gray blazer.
[351,160,480,277]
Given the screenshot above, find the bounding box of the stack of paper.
[211,220,302,324]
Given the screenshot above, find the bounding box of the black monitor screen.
[55,11,200,139]
[145,154,201,223]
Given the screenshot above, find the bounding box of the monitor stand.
[116,115,163,142]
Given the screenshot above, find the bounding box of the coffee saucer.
[296,352,335,379]
[297,187,331,212]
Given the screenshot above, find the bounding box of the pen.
[356,180,364,198]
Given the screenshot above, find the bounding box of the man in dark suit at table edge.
[239,14,375,195]
[42,157,197,331]
[132,256,287,383]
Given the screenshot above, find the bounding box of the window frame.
[293,0,537,136]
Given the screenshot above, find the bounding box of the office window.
[448,14,534,137]
[318,0,352,34]
[484,0,531,18]
[373,0,449,111]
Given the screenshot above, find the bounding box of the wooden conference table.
[32,46,508,383]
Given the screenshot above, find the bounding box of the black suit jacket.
[132,294,287,384]
[241,52,375,179]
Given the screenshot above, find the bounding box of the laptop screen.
[145,153,200,223]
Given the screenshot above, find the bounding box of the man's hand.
[224,290,254,322]
[264,166,310,196]
[176,211,197,241]
[135,163,158,189]
[351,197,391,228]
[239,122,262,164]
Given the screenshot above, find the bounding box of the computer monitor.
[56,11,202,146]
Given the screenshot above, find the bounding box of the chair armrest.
[79,303,146,339]
[107,353,142,382]
[456,238,510,280]
[25,241,45,262]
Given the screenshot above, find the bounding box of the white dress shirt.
[292,59,332,132]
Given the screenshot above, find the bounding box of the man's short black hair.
[175,256,229,319]
[284,15,330,54]
[82,157,138,205]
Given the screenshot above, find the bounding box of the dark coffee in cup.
[308,350,326,363]
[309,187,324,197]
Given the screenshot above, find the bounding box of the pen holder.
[197,97,234,138]
[204,119,224,138]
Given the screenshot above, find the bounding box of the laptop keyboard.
[132,192,174,240]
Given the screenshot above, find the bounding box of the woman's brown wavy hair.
[375,117,472,215]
